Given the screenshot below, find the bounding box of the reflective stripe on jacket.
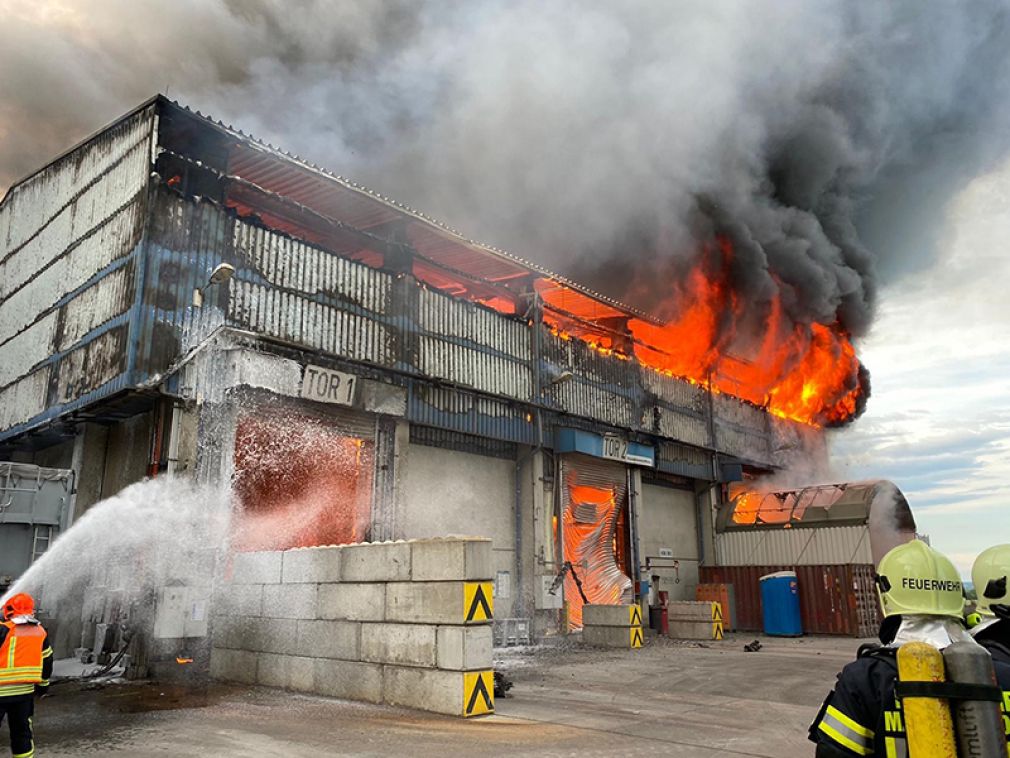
[810,646,1010,757]
[0,620,49,688]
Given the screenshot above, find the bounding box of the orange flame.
[176,657,193,665]
[540,239,865,426]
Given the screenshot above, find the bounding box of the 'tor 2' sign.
[300,364,357,406]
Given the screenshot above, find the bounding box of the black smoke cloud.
[2,1,1009,338]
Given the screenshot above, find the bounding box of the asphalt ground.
[15,632,869,757]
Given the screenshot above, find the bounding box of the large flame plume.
[540,237,868,427]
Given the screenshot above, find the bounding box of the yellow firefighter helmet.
[875,540,964,619]
[971,544,1010,617]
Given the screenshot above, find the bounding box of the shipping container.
[0,462,75,588]
[699,563,881,637]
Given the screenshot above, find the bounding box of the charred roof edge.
[0,94,166,207]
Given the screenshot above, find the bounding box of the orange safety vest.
[0,620,47,690]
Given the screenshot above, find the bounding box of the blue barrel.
[759,571,802,636]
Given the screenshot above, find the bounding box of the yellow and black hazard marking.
[630,626,644,648]
[463,670,494,717]
[628,604,643,627]
[464,582,494,624]
[712,621,724,640]
[711,602,723,622]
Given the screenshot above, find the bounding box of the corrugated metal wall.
[540,325,774,460]
[715,525,873,566]
[699,564,881,637]
[138,190,780,458]
[418,287,531,398]
[0,106,156,439]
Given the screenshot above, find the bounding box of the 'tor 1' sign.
[300,364,357,406]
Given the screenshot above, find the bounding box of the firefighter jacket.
[809,645,1010,757]
[0,617,53,699]
[974,619,1010,665]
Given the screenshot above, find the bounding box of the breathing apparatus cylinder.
[942,641,1006,758]
[897,641,959,758]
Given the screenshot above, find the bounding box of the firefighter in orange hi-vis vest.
[0,593,52,758]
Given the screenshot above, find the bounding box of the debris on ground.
[493,670,513,698]
[743,639,763,652]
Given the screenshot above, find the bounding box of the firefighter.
[808,540,1010,757]
[0,593,52,758]
[969,543,1010,664]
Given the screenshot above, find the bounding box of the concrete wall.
[31,440,73,470]
[71,423,109,519]
[100,412,153,499]
[639,483,699,602]
[211,538,495,717]
[397,443,517,617]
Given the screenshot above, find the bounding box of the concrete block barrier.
[282,546,342,583]
[361,623,437,668]
[214,584,263,617]
[386,581,493,625]
[297,619,360,661]
[667,601,724,640]
[668,621,721,640]
[210,648,258,684]
[317,583,386,622]
[583,625,644,649]
[341,542,411,582]
[212,538,495,717]
[437,626,493,671]
[383,666,494,717]
[410,539,492,582]
[582,604,644,628]
[261,583,318,619]
[314,658,384,703]
[668,601,719,621]
[257,652,311,689]
[232,551,282,584]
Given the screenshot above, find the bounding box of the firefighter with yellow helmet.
[968,543,1010,665]
[808,540,1010,757]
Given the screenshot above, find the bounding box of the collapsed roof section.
[719,480,915,532]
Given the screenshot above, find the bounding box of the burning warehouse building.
[0,96,868,638]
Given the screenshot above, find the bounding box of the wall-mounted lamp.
[546,370,574,388]
[192,263,235,308]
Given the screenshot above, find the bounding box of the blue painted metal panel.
[407,382,533,445]
[554,427,655,467]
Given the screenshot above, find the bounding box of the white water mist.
[2,477,230,614]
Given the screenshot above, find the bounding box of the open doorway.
[558,455,633,629]
[231,409,376,551]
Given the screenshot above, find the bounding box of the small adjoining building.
[702,480,917,636]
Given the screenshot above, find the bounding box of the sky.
[830,158,1010,575]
